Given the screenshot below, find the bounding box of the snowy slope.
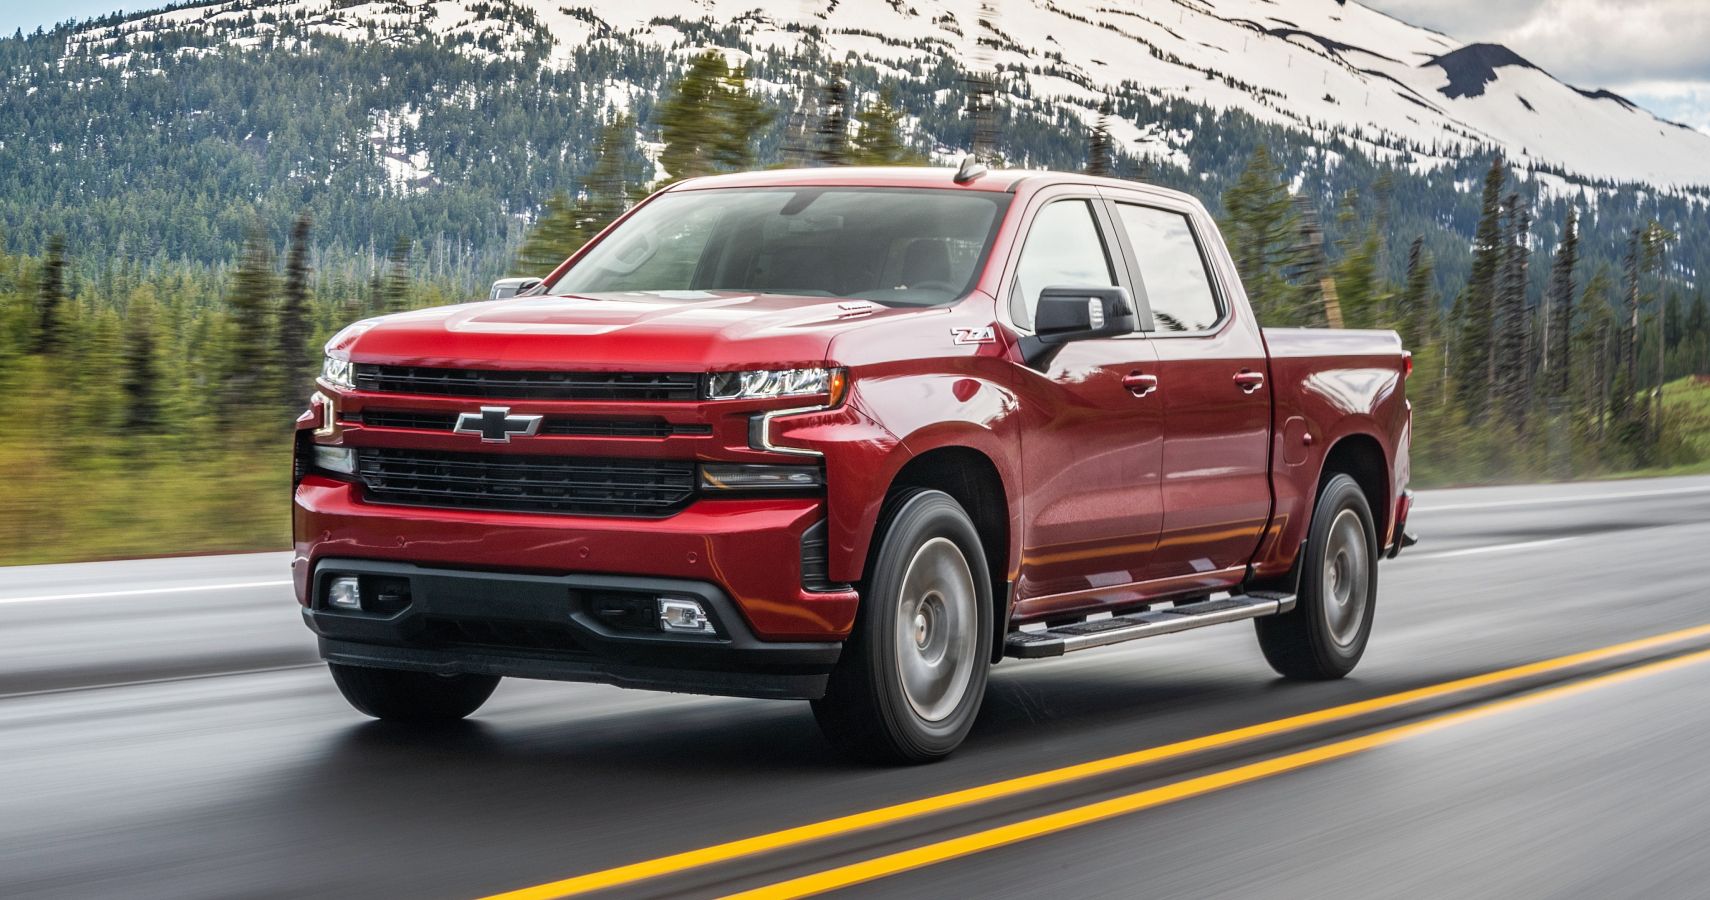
[61,0,1710,191]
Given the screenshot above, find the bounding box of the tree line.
[514,52,924,273]
[1213,147,1709,482]
[2,40,1708,564]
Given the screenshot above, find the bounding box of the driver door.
[1007,194,1164,618]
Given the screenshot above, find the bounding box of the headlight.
[705,368,847,403]
[322,355,354,390]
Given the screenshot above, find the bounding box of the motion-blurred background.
[6,5,1710,900]
[0,0,1707,560]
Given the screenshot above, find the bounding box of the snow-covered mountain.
[60,0,1710,191]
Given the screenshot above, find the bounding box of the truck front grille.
[356,448,696,517]
[351,410,704,438]
[352,364,701,401]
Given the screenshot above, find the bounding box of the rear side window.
[1010,199,1118,330]
[1114,204,1221,332]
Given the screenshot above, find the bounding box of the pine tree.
[1289,195,1332,327]
[1397,236,1434,350]
[222,225,279,412]
[34,234,67,355]
[1493,192,1532,424]
[1639,222,1676,436]
[1579,269,1617,442]
[658,52,773,181]
[1620,227,1642,424]
[381,237,411,314]
[515,191,583,277]
[1220,147,1312,326]
[658,52,729,182]
[710,62,773,172]
[278,213,313,405]
[583,115,639,227]
[515,116,640,275]
[850,89,923,165]
[366,265,384,318]
[1454,155,1506,420]
[122,284,162,431]
[1684,293,1710,377]
[1085,96,1114,177]
[1545,208,1579,399]
[1330,189,1386,330]
[815,63,850,166]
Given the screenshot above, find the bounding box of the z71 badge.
[951,325,996,345]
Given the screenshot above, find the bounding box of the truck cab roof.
[661,166,1200,207]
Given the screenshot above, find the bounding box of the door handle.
[1234,371,1265,393]
[1122,372,1159,397]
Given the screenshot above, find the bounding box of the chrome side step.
[1003,592,1296,659]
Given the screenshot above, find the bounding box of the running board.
[1003,592,1296,659]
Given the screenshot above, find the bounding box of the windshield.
[548,187,1010,307]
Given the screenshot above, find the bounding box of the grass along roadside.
[5,377,1709,567]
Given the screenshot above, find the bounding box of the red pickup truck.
[293,165,1412,762]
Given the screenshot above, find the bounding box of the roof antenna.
[953,155,988,184]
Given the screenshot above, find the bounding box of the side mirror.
[1020,286,1138,369]
[490,277,541,300]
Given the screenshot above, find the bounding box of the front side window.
[1114,204,1222,332]
[1010,199,1118,330]
[550,188,1009,308]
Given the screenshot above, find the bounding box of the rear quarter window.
[1114,204,1222,333]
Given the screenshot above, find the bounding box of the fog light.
[327,576,362,610]
[313,444,357,476]
[658,598,715,635]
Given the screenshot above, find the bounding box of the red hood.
[337,291,924,371]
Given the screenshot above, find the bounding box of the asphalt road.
[4,475,1710,899]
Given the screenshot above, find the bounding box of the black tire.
[812,489,993,764]
[1255,473,1378,680]
[328,663,500,723]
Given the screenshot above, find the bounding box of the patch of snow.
[369,107,434,193]
[50,0,1710,192]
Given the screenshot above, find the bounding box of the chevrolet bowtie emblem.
[453,406,543,443]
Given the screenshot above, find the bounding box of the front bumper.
[306,558,841,700]
[292,476,860,641]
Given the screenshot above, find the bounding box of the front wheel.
[1255,473,1378,680]
[812,489,993,763]
[328,663,500,723]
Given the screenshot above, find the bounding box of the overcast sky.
[5,0,1709,131]
[1363,0,1710,132]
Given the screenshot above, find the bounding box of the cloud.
[1364,0,1552,35]
[1362,0,1710,85]
[1621,82,1710,130]
[1362,0,1710,129]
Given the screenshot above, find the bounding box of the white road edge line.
[0,662,322,701]
[1416,484,1710,513]
[1398,537,1577,561]
[0,579,293,605]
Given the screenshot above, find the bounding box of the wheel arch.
[883,445,1014,664]
[1317,432,1391,544]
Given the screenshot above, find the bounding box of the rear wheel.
[812,489,992,763]
[328,663,500,723]
[1255,473,1377,680]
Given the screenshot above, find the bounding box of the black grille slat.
[354,365,700,401]
[355,410,460,431]
[543,420,696,437]
[357,448,695,517]
[352,410,702,439]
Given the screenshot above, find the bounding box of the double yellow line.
[479,623,1710,900]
